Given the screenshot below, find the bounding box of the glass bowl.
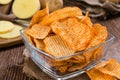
[20,29,115,80]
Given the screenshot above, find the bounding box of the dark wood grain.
[0,1,120,80]
[0,4,11,14]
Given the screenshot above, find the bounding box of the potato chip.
[66,58,81,63]
[50,61,67,67]
[29,4,49,27]
[98,59,120,79]
[51,18,94,51]
[56,64,69,73]
[40,7,82,26]
[86,68,115,80]
[43,35,75,58]
[68,62,87,72]
[91,47,102,60]
[44,56,67,67]
[67,55,85,63]
[94,61,109,68]
[87,23,108,48]
[24,31,35,45]
[26,24,51,39]
[33,38,45,49]
[83,50,95,64]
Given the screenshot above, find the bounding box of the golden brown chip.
[91,47,102,60]
[98,59,120,79]
[68,55,85,63]
[82,47,102,64]
[43,35,75,58]
[26,24,51,39]
[33,38,45,49]
[56,64,69,73]
[87,23,108,48]
[29,4,49,27]
[44,56,67,67]
[24,30,35,45]
[49,61,67,67]
[66,58,81,63]
[94,61,109,68]
[51,18,94,51]
[83,50,95,64]
[86,68,115,80]
[68,62,87,72]
[40,7,82,26]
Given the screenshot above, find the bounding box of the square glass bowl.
[20,29,115,80]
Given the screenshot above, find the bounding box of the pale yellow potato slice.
[0,25,23,38]
[12,0,41,19]
[0,21,14,34]
[0,0,12,4]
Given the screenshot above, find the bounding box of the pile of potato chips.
[24,6,108,74]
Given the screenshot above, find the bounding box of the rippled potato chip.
[87,23,108,48]
[92,47,102,60]
[56,64,69,73]
[68,62,87,72]
[98,59,120,79]
[67,55,85,63]
[86,68,115,80]
[83,50,95,64]
[51,18,94,51]
[40,7,82,26]
[43,35,75,58]
[33,39,45,49]
[26,24,51,39]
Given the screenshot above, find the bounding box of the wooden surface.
[0,37,22,48]
[0,1,120,80]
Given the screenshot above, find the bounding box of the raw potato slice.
[0,25,23,38]
[0,21,14,34]
[0,0,12,4]
[12,0,40,19]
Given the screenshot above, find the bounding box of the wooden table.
[0,1,120,80]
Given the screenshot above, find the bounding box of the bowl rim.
[20,28,115,60]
